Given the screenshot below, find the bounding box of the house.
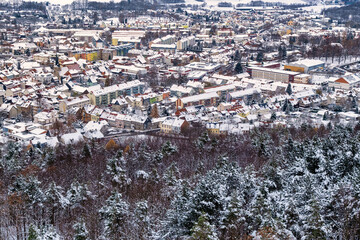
[87,80,145,106]
[226,88,261,103]
[294,74,311,84]
[33,110,58,130]
[130,115,151,130]
[329,73,360,90]
[83,120,109,139]
[111,97,128,112]
[0,104,19,118]
[206,123,220,135]
[59,96,90,113]
[160,117,189,134]
[176,92,219,109]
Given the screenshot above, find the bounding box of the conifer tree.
[286,83,292,95]
[235,62,243,74]
[73,220,89,240]
[99,191,130,240]
[190,213,218,240]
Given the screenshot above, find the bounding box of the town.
[1,0,360,145]
[2,0,360,239]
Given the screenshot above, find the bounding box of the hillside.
[2,125,360,239]
[324,2,360,25]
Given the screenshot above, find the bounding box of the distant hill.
[324,2,360,25]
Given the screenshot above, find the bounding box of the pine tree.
[38,225,61,240]
[234,50,241,61]
[147,105,152,116]
[221,191,246,239]
[190,213,219,240]
[303,198,326,240]
[278,45,283,60]
[73,220,89,240]
[45,182,69,224]
[106,157,131,189]
[270,112,276,121]
[235,62,243,74]
[256,52,263,63]
[323,111,329,120]
[134,200,151,239]
[28,224,38,240]
[82,143,91,159]
[99,191,130,239]
[66,181,93,208]
[161,141,178,157]
[162,107,169,116]
[286,83,292,95]
[55,54,59,67]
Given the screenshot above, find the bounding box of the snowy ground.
[301,4,341,13]
[320,56,360,66]
[184,0,307,7]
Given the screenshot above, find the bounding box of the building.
[294,74,311,84]
[59,96,90,113]
[226,88,261,103]
[177,36,196,51]
[247,67,300,83]
[112,30,145,49]
[176,92,219,109]
[160,117,189,134]
[186,62,222,74]
[87,80,145,106]
[33,110,58,130]
[284,59,325,73]
[329,73,360,90]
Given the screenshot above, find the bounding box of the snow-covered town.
[2,0,360,239]
[1,0,360,145]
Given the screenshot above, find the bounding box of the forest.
[1,123,360,239]
[324,2,360,27]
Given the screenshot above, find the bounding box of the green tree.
[99,191,130,239]
[235,62,243,74]
[256,52,263,63]
[190,213,218,240]
[28,225,38,240]
[303,199,326,240]
[73,220,89,240]
[286,83,292,95]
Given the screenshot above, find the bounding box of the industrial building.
[247,67,299,83]
[284,59,325,73]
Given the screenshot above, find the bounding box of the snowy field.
[185,0,307,7]
[301,4,341,13]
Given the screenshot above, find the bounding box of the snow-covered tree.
[161,141,178,157]
[134,200,151,239]
[190,212,218,240]
[99,191,130,240]
[66,181,93,209]
[45,182,69,224]
[73,220,89,240]
[105,157,131,189]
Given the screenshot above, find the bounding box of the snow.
[61,132,84,144]
[184,0,307,8]
[33,135,59,147]
[302,4,341,13]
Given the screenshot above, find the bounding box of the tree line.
[2,123,360,239]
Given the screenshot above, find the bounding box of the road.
[103,128,190,141]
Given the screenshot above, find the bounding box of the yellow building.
[284,65,305,73]
[206,123,220,135]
